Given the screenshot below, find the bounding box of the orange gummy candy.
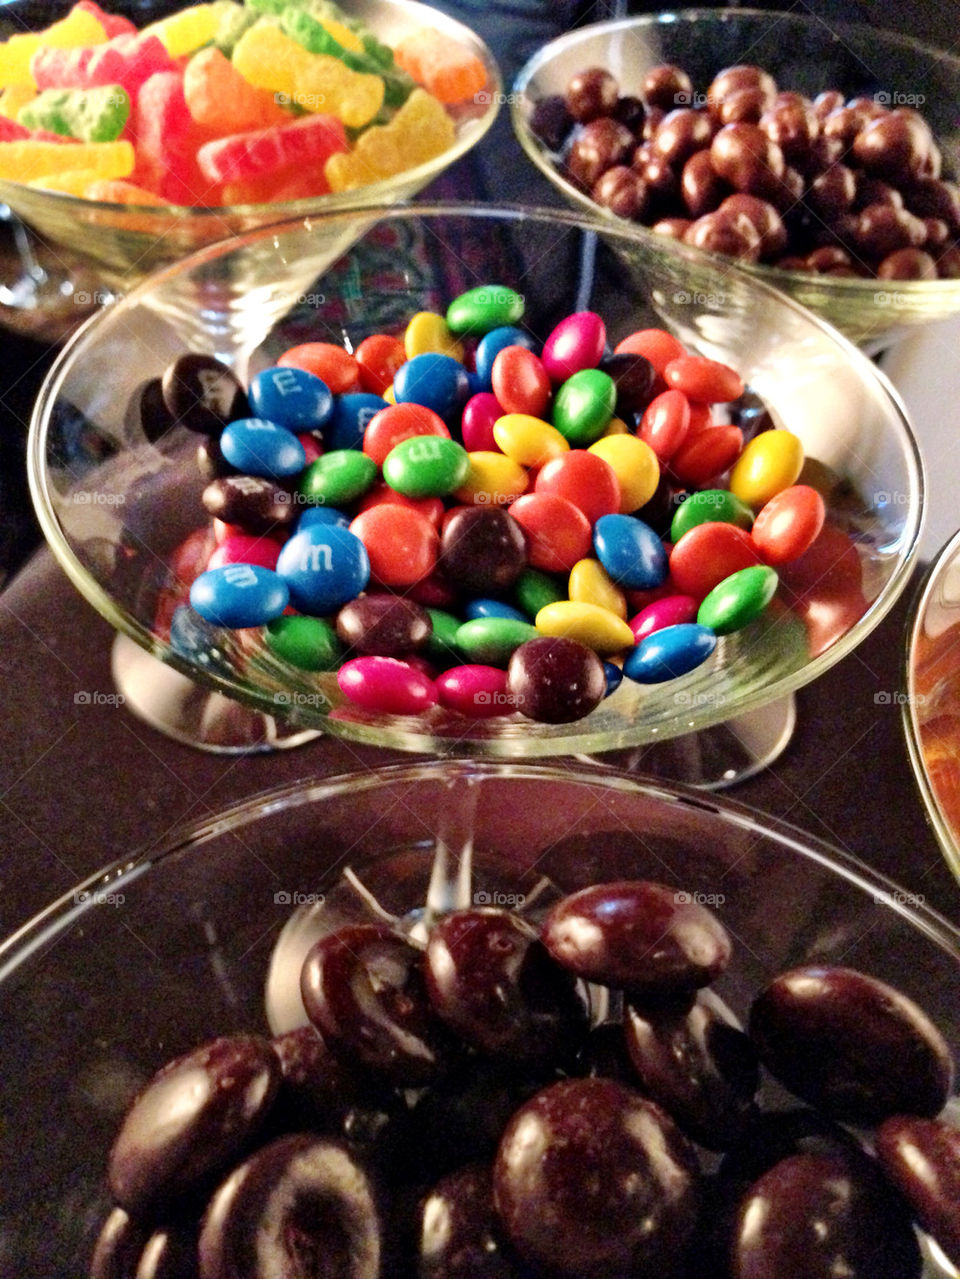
[393,29,487,105]
[184,46,291,134]
[83,177,167,204]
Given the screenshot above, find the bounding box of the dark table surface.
[1,0,958,944]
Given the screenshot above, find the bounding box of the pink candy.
[337,657,438,715]
[31,33,175,99]
[541,311,606,384]
[629,594,700,642]
[207,535,284,573]
[460,392,503,452]
[436,664,511,717]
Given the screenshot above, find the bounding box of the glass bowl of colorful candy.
[0,759,958,1276]
[904,526,960,885]
[0,0,500,293]
[28,203,923,757]
[511,9,960,351]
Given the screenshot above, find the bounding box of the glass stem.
[408,768,480,944]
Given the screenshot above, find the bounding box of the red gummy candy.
[196,114,348,185]
[73,0,137,38]
[0,117,30,141]
[132,68,220,205]
[31,33,175,100]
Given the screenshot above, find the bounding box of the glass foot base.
[111,633,321,754]
[579,694,797,790]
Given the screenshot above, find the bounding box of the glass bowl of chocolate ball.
[0,760,958,1277]
[513,9,960,351]
[27,204,924,762]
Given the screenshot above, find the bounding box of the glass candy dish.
[0,0,500,338]
[512,9,960,352]
[0,760,958,1276]
[905,526,960,884]
[27,203,924,762]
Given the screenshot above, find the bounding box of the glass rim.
[3,757,959,983]
[904,525,960,881]
[510,6,960,304]
[0,0,502,217]
[27,200,925,754]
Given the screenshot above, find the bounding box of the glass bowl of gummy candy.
[0,759,959,1277]
[28,203,924,758]
[0,0,501,294]
[511,9,960,351]
[903,526,960,885]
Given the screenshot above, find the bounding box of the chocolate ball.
[684,208,762,261]
[806,164,856,221]
[876,247,938,279]
[710,123,785,198]
[651,217,692,240]
[707,65,777,118]
[853,176,904,212]
[805,245,852,272]
[681,149,728,217]
[653,107,715,168]
[905,177,960,231]
[592,165,650,219]
[853,111,934,185]
[565,117,635,189]
[643,63,694,112]
[719,193,787,257]
[813,89,845,119]
[613,94,646,136]
[716,86,769,125]
[566,68,619,123]
[854,202,927,258]
[759,97,819,162]
[530,94,575,152]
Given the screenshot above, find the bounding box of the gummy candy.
[132,69,218,205]
[19,83,130,143]
[0,5,106,89]
[185,46,289,133]
[0,137,133,181]
[74,0,136,39]
[325,87,454,191]
[142,3,227,58]
[281,8,413,107]
[31,33,175,100]
[232,22,384,128]
[393,28,487,105]
[197,110,347,184]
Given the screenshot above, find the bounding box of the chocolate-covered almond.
[625,989,760,1149]
[198,1134,383,1279]
[875,1115,960,1267]
[108,1035,281,1216]
[731,1152,923,1278]
[748,965,955,1124]
[494,1078,701,1279]
[301,924,452,1087]
[542,880,732,995]
[419,1163,525,1278]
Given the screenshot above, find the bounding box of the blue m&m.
[593,514,668,590]
[189,564,289,629]
[220,419,306,479]
[276,525,370,615]
[248,366,333,431]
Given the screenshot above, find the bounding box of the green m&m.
[266,615,342,670]
[670,489,755,544]
[456,616,540,666]
[382,435,470,498]
[446,285,525,335]
[300,450,377,507]
[698,565,779,635]
[552,369,616,446]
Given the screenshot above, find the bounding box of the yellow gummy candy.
[0,139,133,182]
[0,7,106,89]
[142,3,225,58]
[26,166,103,194]
[233,23,383,129]
[325,88,454,191]
[320,18,364,56]
[0,85,36,119]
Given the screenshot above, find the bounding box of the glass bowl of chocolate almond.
[513,9,960,351]
[0,761,957,1277]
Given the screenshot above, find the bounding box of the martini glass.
[0,0,501,343]
[28,203,923,772]
[511,9,960,355]
[904,526,960,884]
[0,760,958,1277]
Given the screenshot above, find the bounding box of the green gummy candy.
[280,6,413,106]
[245,0,289,15]
[20,84,130,143]
[215,3,258,54]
